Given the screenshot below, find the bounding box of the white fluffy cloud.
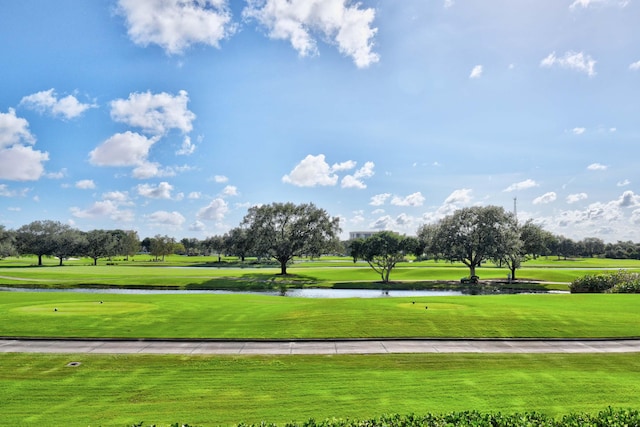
[567,193,588,204]
[176,135,196,155]
[533,192,557,205]
[370,193,391,206]
[89,131,158,167]
[19,89,95,119]
[572,127,586,135]
[630,61,640,71]
[197,198,229,221]
[469,65,483,79]
[391,192,425,207]
[137,181,174,199]
[0,109,49,181]
[243,0,379,68]
[0,108,35,148]
[540,51,597,77]
[504,179,539,192]
[444,188,472,205]
[147,210,186,229]
[222,185,238,196]
[110,90,196,135]
[282,154,338,187]
[75,179,96,190]
[117,0,234,54]
[341,161,374,189]
[0,145,49,181]
[70,199,134,222]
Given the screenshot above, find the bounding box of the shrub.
[570,270,640,293]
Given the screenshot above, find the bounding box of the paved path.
[2,338,640,355]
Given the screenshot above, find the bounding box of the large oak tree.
[430,205,520,278]
[242,202,341,275]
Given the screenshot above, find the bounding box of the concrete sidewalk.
[2,338,640,355]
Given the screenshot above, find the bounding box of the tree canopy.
[351,231,417,283]
[429,205,520,278]
[242,202,341,275]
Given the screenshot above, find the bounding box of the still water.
[0,286,464,298]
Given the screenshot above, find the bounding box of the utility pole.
[513,197,518,226]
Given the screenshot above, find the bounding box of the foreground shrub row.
[133,407,640,427]
[570,270,640,293]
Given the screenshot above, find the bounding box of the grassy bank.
[2,353,639,426]
[1,292,639,339]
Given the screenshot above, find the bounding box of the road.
[2,338,640,355]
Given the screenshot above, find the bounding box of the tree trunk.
[469,264,476,277]
[280,260,287,275]
[510,265,516,281]
[38,254,43,266]
[58,257,63,266]
[93,257,98,266]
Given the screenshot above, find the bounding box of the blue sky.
[1,0,639,242]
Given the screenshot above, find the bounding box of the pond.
[0,286,560,297]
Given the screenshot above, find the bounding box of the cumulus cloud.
[567,193,588,204]
[617,190,640,208]
[222,185,238,196]
[370,215,393,230]
[0,108,35,148]
[282,154,338,187]
[630,61,640,71]
[572,127,586,135]
[75,179,96,190]
[188,191,202,199]
[617,179,630,187]
[189,220,206,231]
[370,193,391,206]
[19,89,96,119]
[243,0,379,68]
[147,210,186,229]
[540,51,597,77]
[533,192,557,205]
[444,0,454,8]
[391,192,425,207]
[341,161,374,189]
[444,188,472,205]
[214,175,228,183]
[0,145,49,181]
[117,0,234,54]
[137,181,174,199]
[110,90,196,135]
[89,131,159,167]
[197,198,229,221]
[469,65,483,79]
[0,109,50,181]
[70,199,134,222]
[504,179,539,192]
[587,163,607,171]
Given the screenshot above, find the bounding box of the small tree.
[353,231,415,283]
[52,227,85,266]
[0,225,16,259]
[242,202,341,275]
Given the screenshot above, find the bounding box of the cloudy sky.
[1,0,639,242]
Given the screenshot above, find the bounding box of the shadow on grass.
[184,273,319,291]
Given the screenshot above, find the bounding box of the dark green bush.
[570,270,640,293]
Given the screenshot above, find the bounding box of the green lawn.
[2,353,639,426]
[1,292,639,339]
[2,255,639,290]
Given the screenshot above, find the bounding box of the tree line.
[1,202,638,277]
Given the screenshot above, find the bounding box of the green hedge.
[570,270,640,293]
[132,408,640,427]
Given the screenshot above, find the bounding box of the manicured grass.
[2,353,639,426]
[1,292,639,339]
[3,257,639,290]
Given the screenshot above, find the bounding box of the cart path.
[2,338,640,355]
